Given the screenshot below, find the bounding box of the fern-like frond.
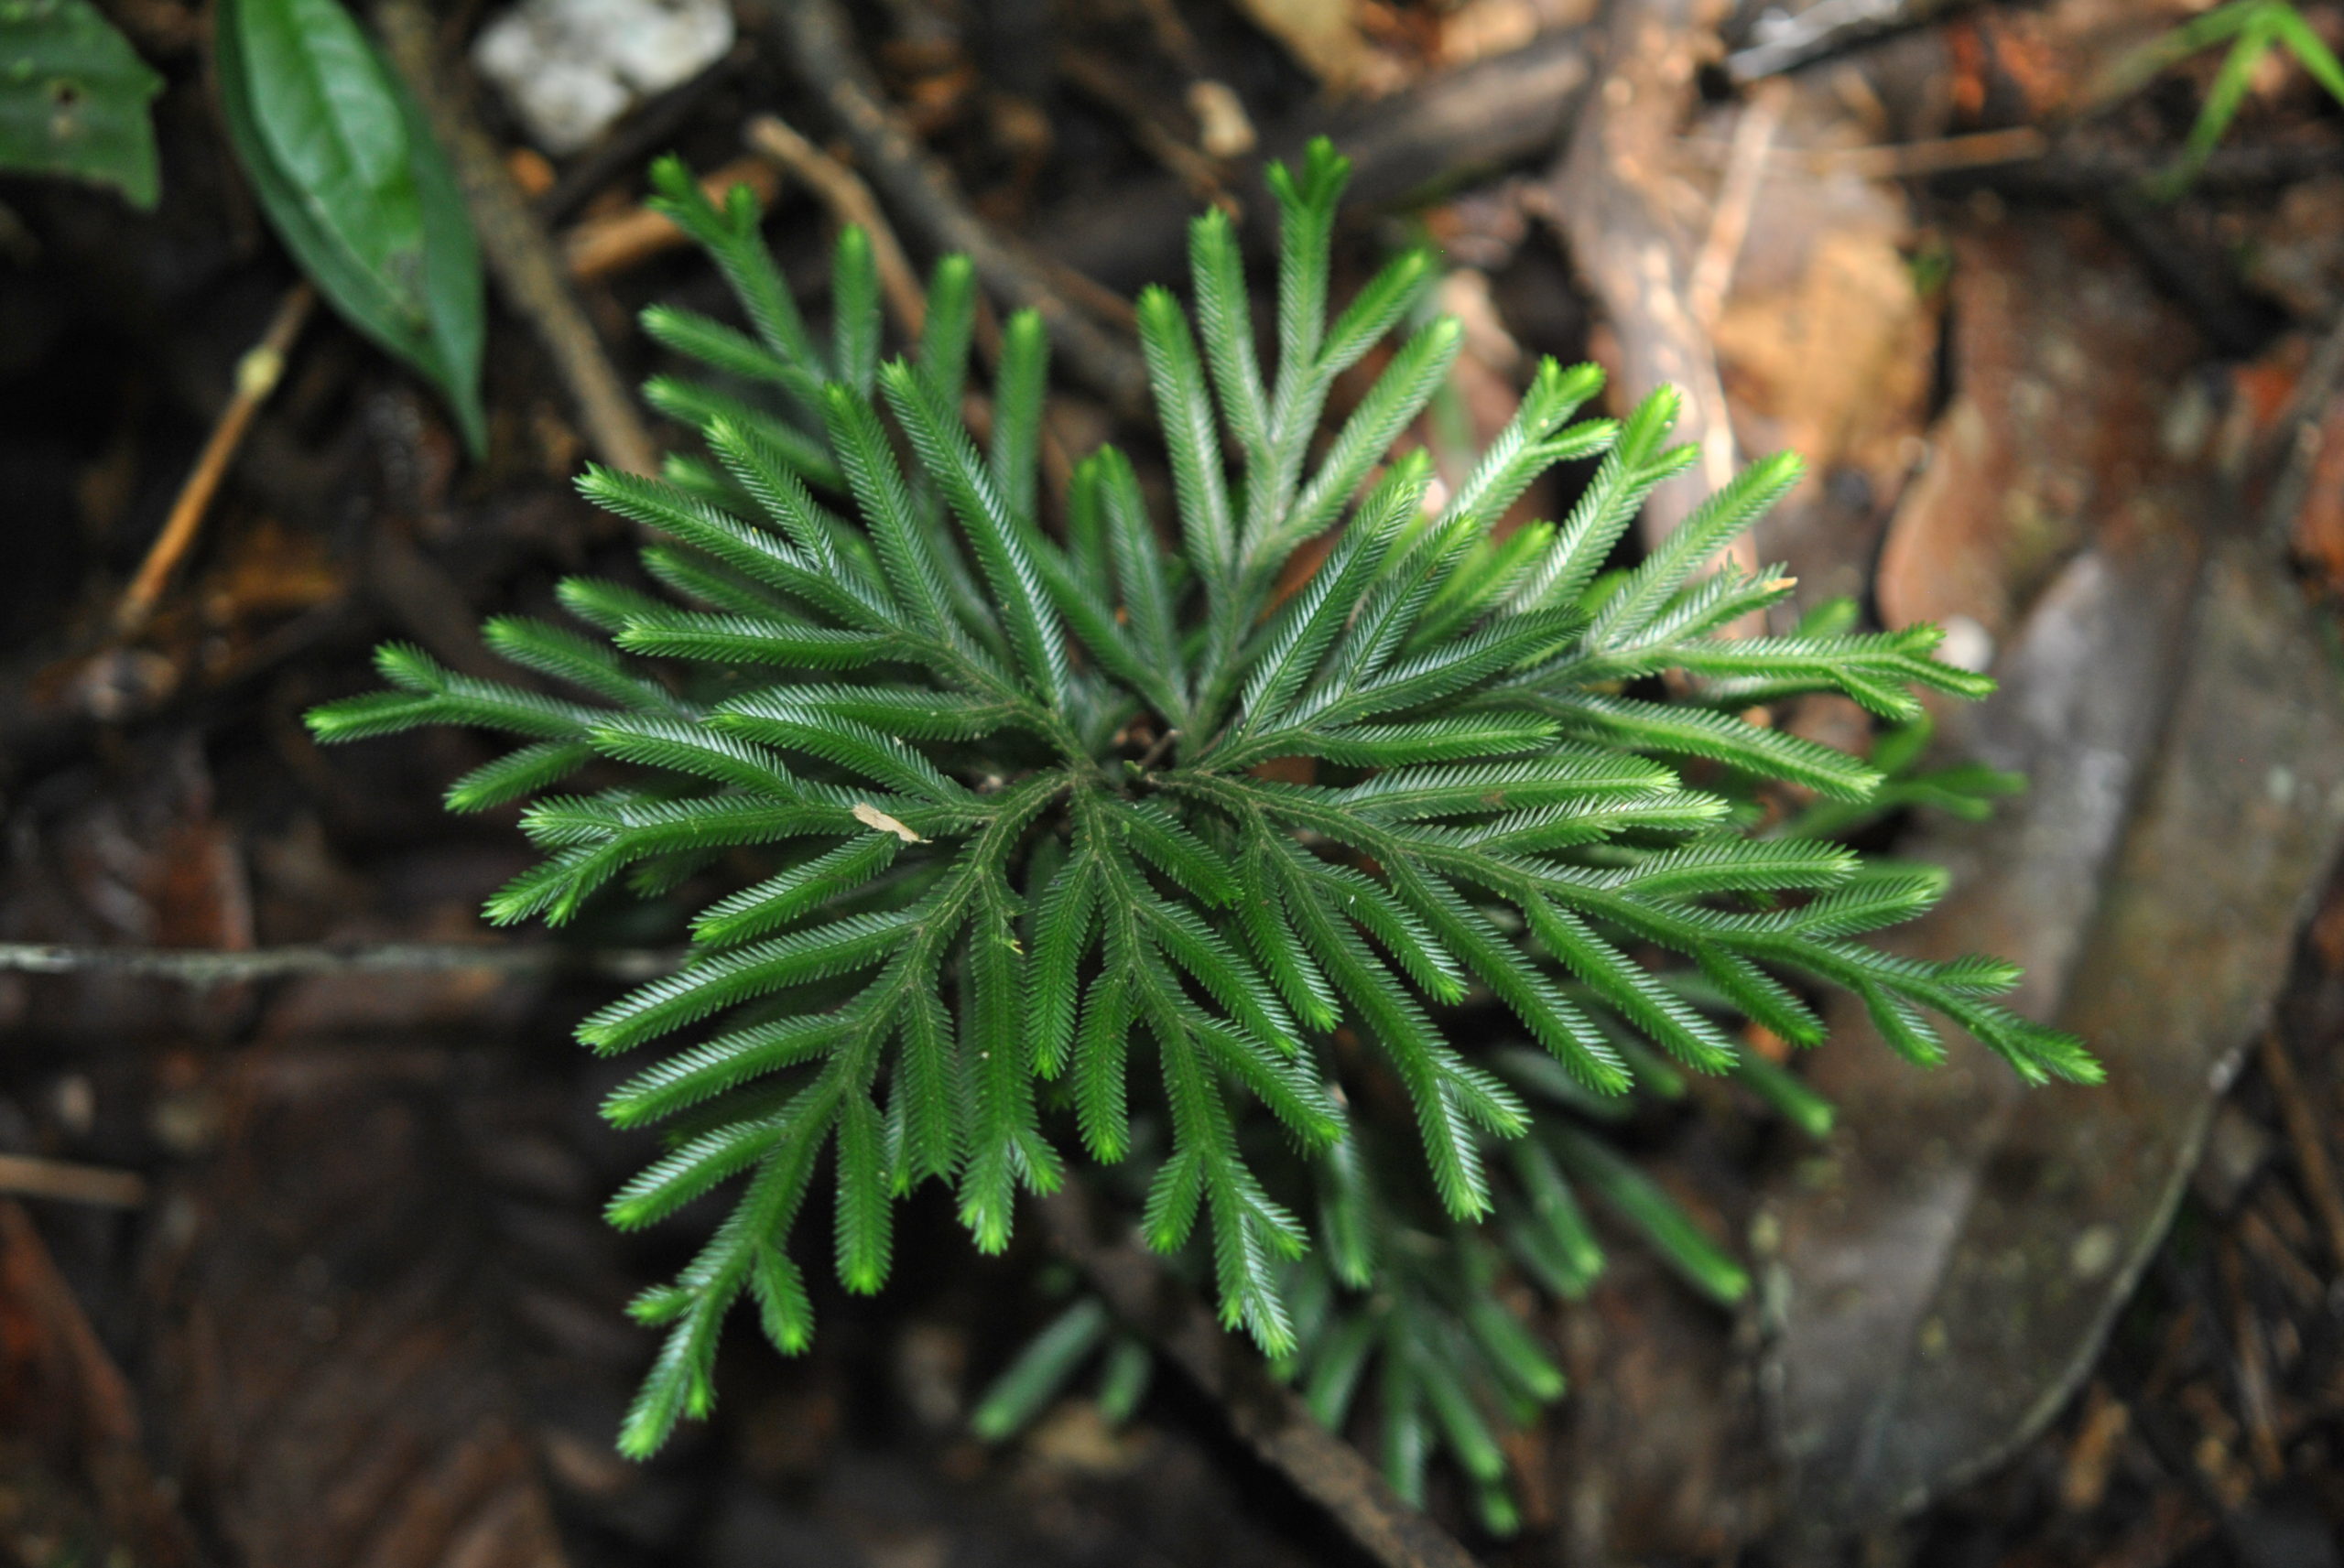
[307,135,2090,1467]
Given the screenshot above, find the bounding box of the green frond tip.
[300,135,2091,1461]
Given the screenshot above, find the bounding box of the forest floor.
[6,1,2344,1565]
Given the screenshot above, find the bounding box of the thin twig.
[1058,47,1232,207]
[564,156,779,284]
[0,942,679,984]
[1047,27,1593,292]
[2260,307,2344,557]
[1134,727,1183,771]
[0,1154,146,1209]
[1038,1186,1481,1568]
[2256,1029,2344,1271]
[113,283,315,641]
[372,0,657,475]
[1789,125,2046,179]
[745,114,1076,504]
[1687,80,1787,330]
[1677,125,2052,180]
[743,115,930,340]
[1547,0,1748,548]
[770,0,1148,411]
[2217,1237,2284,1482]
[537,44,750,222]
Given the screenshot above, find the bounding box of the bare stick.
[745,114,1077,503]
[743,115,929,340]
[2260,307,2344,557]
[770,0,1148,410]
[113,283,315,641]
[565,156,780,283]
[1044,28,1592,292]
[0,942,678,984]
[1547,0,1751,556]
[372,0,657,475]
[1039,1186,1481,1568]
[1675,126,2050,180]
[0,1155,146,1209]
[1058,47,1231,206]
[1687,81,1786,330]
[2257,1030,2344,1271]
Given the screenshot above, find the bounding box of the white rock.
[472,0,732,156]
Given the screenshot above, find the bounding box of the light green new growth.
[2098,0,2344,198]
[308,138,2095,1469]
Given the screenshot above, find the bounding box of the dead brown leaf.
[1876,214,2201,647]
[153,1054,573,1568]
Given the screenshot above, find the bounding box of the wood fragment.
[2058,1382,2130,1513]
[562,156,778,283]
[1547,0,1751,556]
[113,283,314,641]
[0,1155,146,1208]
[371,0,657,476]
[0,941,679,984]
[2256,1030,2344,1272]
[770,0,1148,410]
[1037,1185,1481,1568]
[743,116,929,340]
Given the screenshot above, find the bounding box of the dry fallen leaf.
[1227,0,1405,95]
[853,802,926,842]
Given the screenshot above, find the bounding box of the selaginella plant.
[307,140,2098,1476]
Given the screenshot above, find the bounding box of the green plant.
[215,0,486,451]
[0,0,163,208]
[307,140,2096,1471]
[2097,0,2344,198]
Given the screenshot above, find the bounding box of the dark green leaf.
[0,0,161,206]
[215,0,485,451]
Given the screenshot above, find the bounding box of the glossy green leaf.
[0,0,161,206]
[215,0,485,452]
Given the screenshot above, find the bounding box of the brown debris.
[1547,0,1746,557]
[2256,1030,2344,1273]
[0,1202,201,1565]
[153,1054,573,1568]
[372,0,657,476]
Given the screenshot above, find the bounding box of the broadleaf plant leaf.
[214,0,485,452]
[0,0,163,207]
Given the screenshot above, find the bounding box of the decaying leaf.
[1765,526,2344,1528]
[1228,0,1405,96]
[852,801,926,842]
